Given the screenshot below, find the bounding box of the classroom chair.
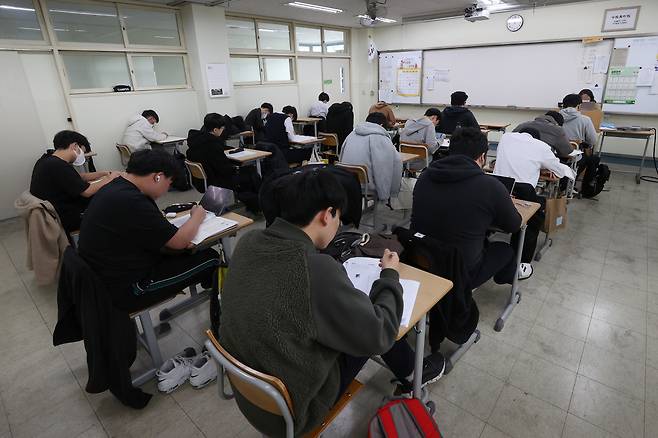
[335,163,378,229]
[318,132,340,161]
[399,141,430,173]
[130,300,174,386]
[204,330,363,438]
[116,144,132,167]
[184,160,208,193]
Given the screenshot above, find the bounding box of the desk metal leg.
[637,137,651,184]
[534,232,552,261]
[495,225,526,332]
[159,283,211,323]
[412,314,427,400]
[598,134,606,157]
[255,159,262,177]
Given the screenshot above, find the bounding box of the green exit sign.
[323,79,333,85]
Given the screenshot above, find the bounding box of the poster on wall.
[378,51,422,104]
[604,66,639,104]
[206,63,230,98]
[601,6,640,32]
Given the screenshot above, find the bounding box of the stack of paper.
[170,212,238,245]
[228,150,257,159]
[343,257,420,327]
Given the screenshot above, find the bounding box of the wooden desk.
[192,211,254,252]
[396,262,453,399]
[84,152,97,158]
[480,123,510,132]
[152,136,186,155]
[229,130,255,146]
[293,117,322,137]
[291,136,323,161]
[599,128,656,184]
[400,152,419,164]
[226,148,272,176]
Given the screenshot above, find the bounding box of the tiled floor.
[0,171,656,438]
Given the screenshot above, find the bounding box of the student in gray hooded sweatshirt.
[400,107,441,155]
[560,93,598,147]
[339,112,403,201]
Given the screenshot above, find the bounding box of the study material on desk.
[290,135,319,144]
[170,212,238,245]
[227,149,257,159]
[343,257,419,328]
[154,136,186,144]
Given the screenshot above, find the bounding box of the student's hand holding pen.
[379,248,399,272]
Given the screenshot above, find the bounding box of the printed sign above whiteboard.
[378,51,422,104]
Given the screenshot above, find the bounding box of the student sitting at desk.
[438,91,479,134]
[219,169,445,436]
[513,111,573,158]
[560,94,598,147]
[339,112,403,202]
[30,130,120,234]
[368,100,397,128]
[245,102,273,143]
[400,107,442,156]
[579,88,596,103]
[309,92,330,119]
[411,127,532,288]
[494,128,575,263]
[121,109,168,152]
[326,101,355,149]
[265,106,313,164]
[78,149,219,314]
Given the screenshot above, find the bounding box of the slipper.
[518,263,533,280]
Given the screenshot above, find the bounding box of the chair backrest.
[335,163,369,185]
[115,144,132,167]
[205,330,295,418]
[184,160,208,192]
[400,142,430,167]
[580,109,603,133]
[569,141,579,150]
[319,132,338,148]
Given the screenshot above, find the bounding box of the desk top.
[513,199,541,225]
[397,263,453,339]
[84,152,98,158]
[154,136,186,144]
[230,130,254,138]
[290,137,322,145]
[171,211,254,249]
[226,148,272,163]
[400,152,419,163]
[601,128,655,138]
[294,117,322,123]
[480,123,510,131]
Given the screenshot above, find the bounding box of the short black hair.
[260,102,274,112]
[545,110,564,126]
[562,94,581,108]
[366,111,388,127]
[451,91,468,106]
[318,92,329,102]
[519,127,541,140]
[126,149,180,179]
[53,130,88,151]
[449,127,488,159]
[274,168,348,227]
[282,105,298,121]
[579,88,596,103]
[203,113,226,132]
[141,109,159,123]
[424,107,441,119]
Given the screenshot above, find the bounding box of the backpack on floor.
[171,150,192,191]
[581,155,610,198]
[369,398,442,438]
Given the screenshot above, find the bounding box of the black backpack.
[171,150,192,191]
[581,155,610,198]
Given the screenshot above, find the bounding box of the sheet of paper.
[289,135,318,143]
[228,150,257,159]
[206,63,230,98]
[170,212,238,245]
[343,257,420,328]
[435,69,450,83]
[610,48,629,67]
[593,54,611,74]
[636,65,655,86]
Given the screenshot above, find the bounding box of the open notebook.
[170,212,238,245]
[343,257,420,328]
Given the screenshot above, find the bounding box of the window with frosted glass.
[257,22,290,51]
[122,7,180,47]
[226,18,256,50]
[230,57,260,83]
[295,26,321,53]
[62,52,130,90]
[263,57,293,82]
[48,0,122,44]
[133,55,186,88]
[324,29,345,54]
[0,0,43,40]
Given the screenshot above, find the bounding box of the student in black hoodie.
[411,127,532,288]
[438,91,480,134]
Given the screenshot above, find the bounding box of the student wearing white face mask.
[30,130,121,233]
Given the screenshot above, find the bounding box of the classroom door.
[297,58,323,118]
[321,58,350,104]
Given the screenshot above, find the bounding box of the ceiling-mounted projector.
[464,2,490,22]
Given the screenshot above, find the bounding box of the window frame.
[229,55,262,85]
[61,50,133,94]
[294,25,322,54]
[255,19,292,54]
[262,55,295,84]
[226,16,258,53]
[44,0,125,49]
[118,4,185,51]
[128,52,190,91]
[0,0,50,45]
[322,27,347,55]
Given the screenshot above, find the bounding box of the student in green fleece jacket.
[219,169,445,437]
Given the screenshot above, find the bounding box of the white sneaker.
[518,263,533,280]
[189,352,217,389]
[156,347,196,394]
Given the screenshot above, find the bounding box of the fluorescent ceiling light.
[49,8,116,17]
[286,2,342,14]
[258,28,277,32]
[0,4,35,11]
[18,26,40,30]
[357,14,397,23]
[153,35,175,39]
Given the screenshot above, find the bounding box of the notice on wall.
[610,48,629,67]
[604,66,639,104]
[206,63,230,98]
[378,51,422,104]
[636,65,655,87]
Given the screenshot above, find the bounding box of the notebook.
[170,212,238,245]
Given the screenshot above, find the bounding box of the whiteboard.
[378,51,422,104]
[421,40,613,109]
[602,36,658,115]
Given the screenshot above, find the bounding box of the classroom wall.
[354,0,658,157]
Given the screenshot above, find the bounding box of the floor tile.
[645,365,658,407]
[478,315,534,349]
[520,276,553,301]
[545,287,597,317]
[428,396,485,438]
[648,336,658,370]
[480,425,513,438]
[569,375,644,438]
[592,298,647,334]
[598,280,648,311]
[535,301,591,341]
[522,325,585,372]
[562,414,616,438]
[553,269,601,296]
[586,319,646,364]
[512,294,543,324]
[645,399,658,438]
[647,312,658,339]
[508,351,576,410]
[601,264,648,291]
[489,384,567,438]
[578,344,645,401]
[462,334,521,380]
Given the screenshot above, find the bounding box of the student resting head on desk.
[219,169,445,437]
[30,130,121,234]
[513,110,573,158]
[411,127,533,287]
[121,109,168,153]
[77,149,220,315]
